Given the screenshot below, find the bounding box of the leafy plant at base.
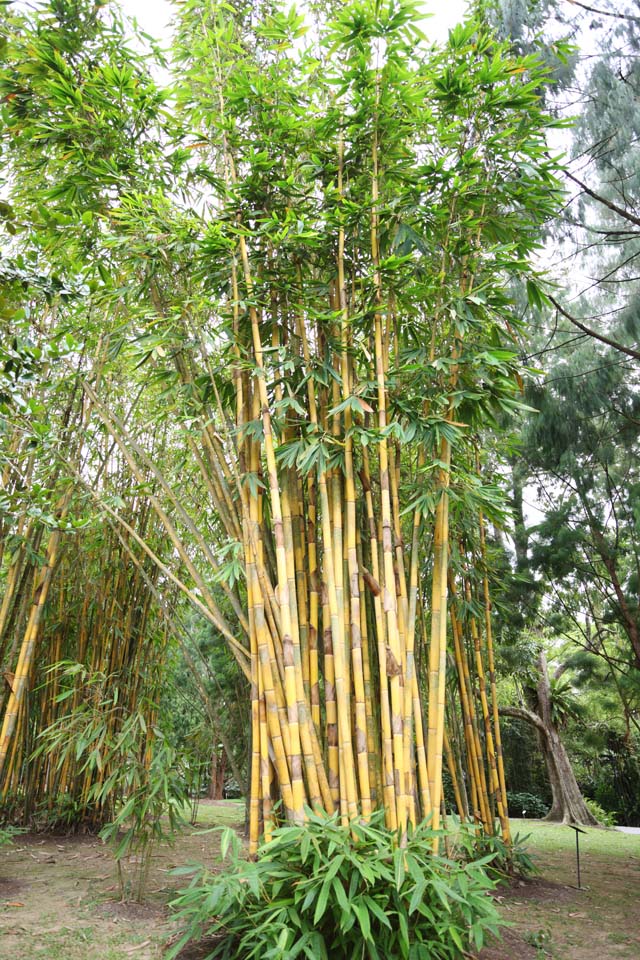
[35,671,188,901]
[0,824,23,880]
[454,820,537,880]
[523,927,553,959]
[584,798,616,827]
[0,824,22,848]
[168,810,504,960]
[97,733,188,902]
[507,791,549,820]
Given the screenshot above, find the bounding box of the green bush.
[507,791,549,819]
[97,731,188,901]
[457,826,537,879]
[169,810,504,960]
[584,798,617,827]
[0,825,22,847]
[35,674,187,901]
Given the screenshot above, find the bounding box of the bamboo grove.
[0,0,564,850]
[0,380,176,826]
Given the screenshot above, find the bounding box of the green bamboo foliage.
[168,0,563,851]
[0,487,172,826]
[0,0,565,848]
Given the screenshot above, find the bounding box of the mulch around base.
[496,875,576,904]
[0,878,24,901]
[98,899,167,921]
[479,927,538,959]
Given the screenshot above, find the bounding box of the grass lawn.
[1,808,638,959]
[482,819,640,960]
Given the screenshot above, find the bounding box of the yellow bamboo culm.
[0,527,63,778]
[479,510,512,843]
[465,570,509,838]
[449,582,492,831]
[426,441,452,839]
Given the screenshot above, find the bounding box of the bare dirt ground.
[1,811,638,960]
[0,800,244,960]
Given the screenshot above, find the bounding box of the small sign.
[566,822,587,888]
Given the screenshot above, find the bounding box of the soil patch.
[497,876,576,904]
[172,934,226,959]
[480,928,538,960]
[0,813,244,960]
[98,900,167,921]
[0,878,23,901]
[15,831,100,846]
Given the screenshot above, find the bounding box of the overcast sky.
[122,0,470,47]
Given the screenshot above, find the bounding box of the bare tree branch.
[548,294,640,361]
[564,168,640,228]
[564,0,640,23]
[499,705,549,736]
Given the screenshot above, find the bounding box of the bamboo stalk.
[479,509,511,842]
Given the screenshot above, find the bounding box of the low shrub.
[584,798,617,827]
[97,732,188,902]
[0,824,22,847]
[457,825,537,879]
[507,791,549,819]
[169,809,504,960]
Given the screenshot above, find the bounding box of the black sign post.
[567,823,587,889]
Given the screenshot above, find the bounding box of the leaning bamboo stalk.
[449,587,491,830]
[319,464,358,821]
[0,521,64,778]
[294,297,341,802]
[83,383,250,652]
[247,542,264,852]
[403,450,425,822]
[328,315,354,823]
[464,568,508,836]
[280,472,324,811]
[307,472,320,732]
[444,727,466,822]
[461,601,493,832]
[74,477,251,679]
[357,527,379,804]
[108,518,248,795]
[0,548,38,720]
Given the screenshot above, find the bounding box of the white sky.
[122,0,470,47]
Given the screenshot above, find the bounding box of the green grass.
[187,800,245,828]
[511,818,640,860]
[4,812,637,960]
[497,818,640,960]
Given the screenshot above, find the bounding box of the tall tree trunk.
[209,747,227,801]
[500,651,598,826]
[535,651,598,825]
[539,727,597,825]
